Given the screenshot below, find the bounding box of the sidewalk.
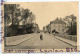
[50,34,77,47]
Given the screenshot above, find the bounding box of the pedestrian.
[40,34,43,40]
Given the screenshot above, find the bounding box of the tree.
[4,4,21,37]
[4,12,11,26]
[4,4,20,25]
[63,14,77,35]
[29,13,36,23]
[19,9,32,25]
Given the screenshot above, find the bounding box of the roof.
[50,18,66,24]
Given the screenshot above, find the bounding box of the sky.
[11,2,79,30]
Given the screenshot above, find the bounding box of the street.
[5,33,76,49]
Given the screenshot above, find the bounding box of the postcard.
[1,1,79,53]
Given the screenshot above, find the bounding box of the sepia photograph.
[3,2,79,52]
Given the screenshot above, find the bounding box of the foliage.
[66,22,77,35]
[4,4,38,37]
[29,13,36,23]
[4,4,20,25]
[4,12,11,26]
[64,14,77,35]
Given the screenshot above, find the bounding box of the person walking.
[40,34,43,40]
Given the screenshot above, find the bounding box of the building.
[50,17,66,33]
[46,24,51,33]
[43,24,51,33]
[43,26,47,33]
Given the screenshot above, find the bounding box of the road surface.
[5,33,76,49]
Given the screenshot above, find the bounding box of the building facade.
[50,18,66,33]
[43,26,47,33]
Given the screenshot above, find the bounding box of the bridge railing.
[54,34,77,42]
[5,33,36,45]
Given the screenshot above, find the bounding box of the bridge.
[5,33,77,49]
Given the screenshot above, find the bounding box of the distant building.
[43,26,47,32]
[50,17,66,33]
[43,24,51,33]
[46,24,51,33]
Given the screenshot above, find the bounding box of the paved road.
[5,33,75,49]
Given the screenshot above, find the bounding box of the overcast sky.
[19,2,78,30]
